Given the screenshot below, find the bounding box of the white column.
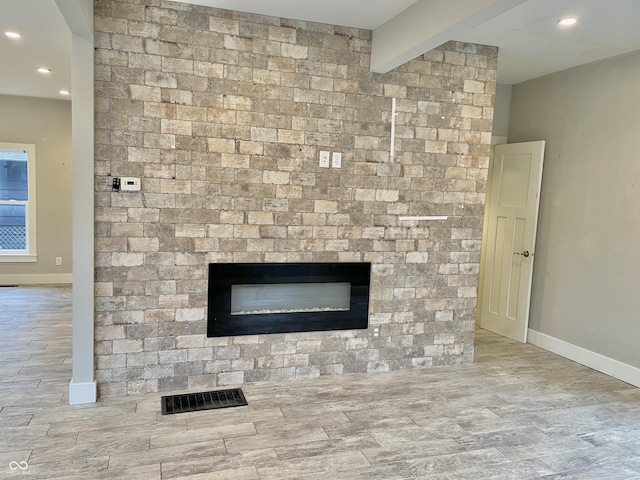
[68,30,96,405]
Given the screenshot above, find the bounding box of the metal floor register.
[161,388,248,415]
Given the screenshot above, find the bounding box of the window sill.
[0,254,37,263]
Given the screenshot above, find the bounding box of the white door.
[479,141,545,343]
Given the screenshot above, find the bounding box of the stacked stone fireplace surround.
[94,0,498,397]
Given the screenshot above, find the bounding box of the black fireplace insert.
[207,262,371,337]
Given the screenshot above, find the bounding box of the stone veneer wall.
[94,0,497,397]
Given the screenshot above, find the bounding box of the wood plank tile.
[256,450,370,480]
[150,422,257,449]
[2,286,640,480]
[160,449,276,479]
[224,426,330,453]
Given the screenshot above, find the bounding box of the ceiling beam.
[55,0,93,40]
[370,0,526,73]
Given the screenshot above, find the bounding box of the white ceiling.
[0,0,71,100]
[1,0,640,100]
[456,0,640,84]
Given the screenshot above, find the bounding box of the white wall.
[0,95,72,284]
[509,50,640,371]
[491,83,512,142]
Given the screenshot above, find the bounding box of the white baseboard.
[0,273,72,285]
[527,329,640,388]
[69,380,97,405]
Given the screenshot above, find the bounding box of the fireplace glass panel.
[231,282,351,315]
[207,262,370,337]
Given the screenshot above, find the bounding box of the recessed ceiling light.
[37,67,52,74]
[59,90,70,96]
[4,31,22,39]
[558,17,578,26]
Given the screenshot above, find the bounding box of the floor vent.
[161,388,247,415]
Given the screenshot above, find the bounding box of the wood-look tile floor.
[1,285,640,479]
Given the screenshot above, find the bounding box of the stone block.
[174,334,203,350]
[271,343,297,355]
[217,371,244,386]
[188,347,214,361]
[188,374,218,390]
[158,349,188,365]
[282,43,308,59]
[295,366,320,379]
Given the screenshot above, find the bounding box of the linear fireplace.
[207,262,371,337]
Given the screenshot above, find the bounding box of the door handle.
[514,250,531,258]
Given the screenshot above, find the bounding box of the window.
[0,143,37,262]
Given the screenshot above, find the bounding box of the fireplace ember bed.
[207,262,371,337]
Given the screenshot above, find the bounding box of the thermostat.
[120,177,141,191]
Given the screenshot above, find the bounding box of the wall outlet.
[373,326,380,338]
[55,257,62,266]
[319,151,330,168]
[332,152,342,168]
